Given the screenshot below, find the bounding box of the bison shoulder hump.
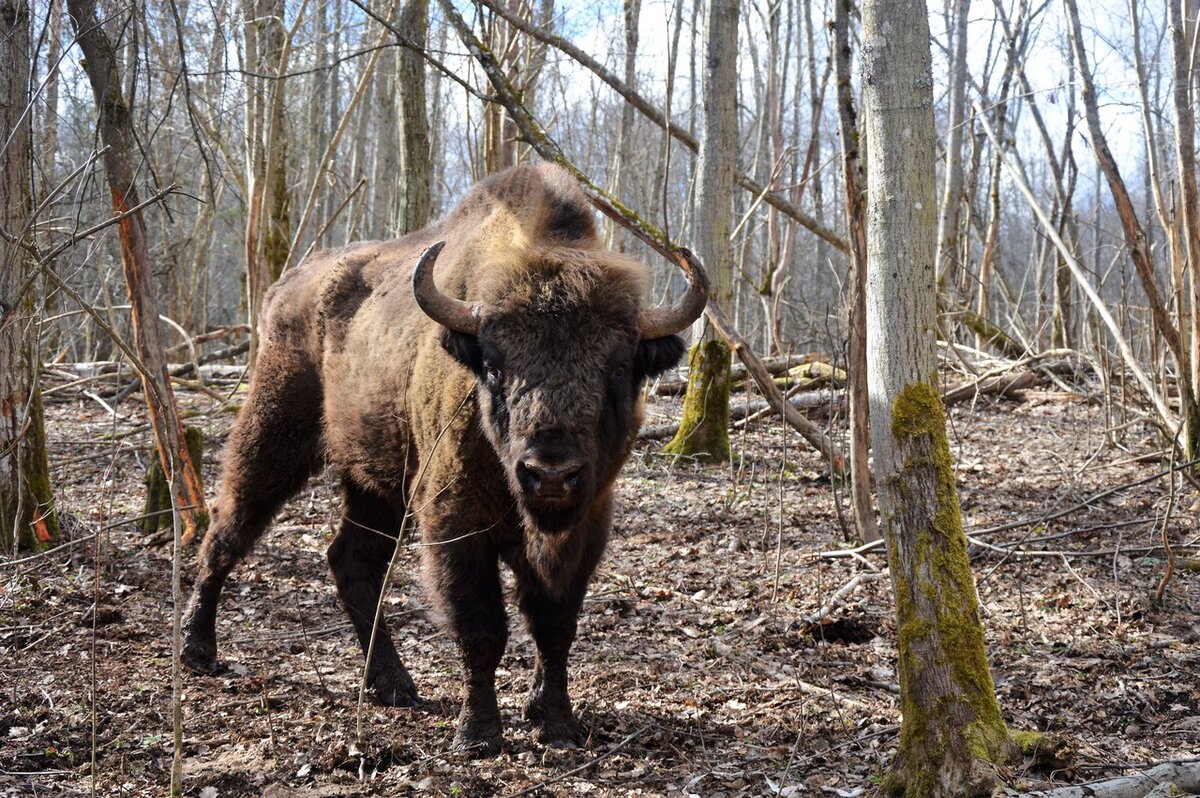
[315,252,375,351]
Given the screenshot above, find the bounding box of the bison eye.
[611,364,627,380]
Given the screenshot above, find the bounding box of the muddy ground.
[3,375,1199,797]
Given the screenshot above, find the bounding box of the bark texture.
[395,0,431,233]
[0,0,58,551]
[859,0,1013,792]
[662,0,737,462]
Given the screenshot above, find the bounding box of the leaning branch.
[437,0,846,473]
[470,0,849,254]
[974,104,1177,436]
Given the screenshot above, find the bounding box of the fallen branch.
[804,571,885,624]
[942,370,1037,405]
[640,391,840,440]
[1010,761,1200,798]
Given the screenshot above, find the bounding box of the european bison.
[181,164,707,754]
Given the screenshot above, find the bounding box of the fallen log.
[1009,761,1200,798]
[654,358,846,396]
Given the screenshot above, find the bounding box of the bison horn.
[638,247,710,339]
[412,241,483,335]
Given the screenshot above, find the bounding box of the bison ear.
[634,335,687,382]
[440,328,484,374]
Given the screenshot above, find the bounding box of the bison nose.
[516,459,585,500]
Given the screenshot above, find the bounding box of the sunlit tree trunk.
[661,0,738,464]
[1,0,58,552]
[859,0,1014,791]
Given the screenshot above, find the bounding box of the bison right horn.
[412,241,483,336]
[638,247,710,339]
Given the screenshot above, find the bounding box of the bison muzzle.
[180,164,707,755]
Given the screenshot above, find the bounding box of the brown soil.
[3,383,1198,797]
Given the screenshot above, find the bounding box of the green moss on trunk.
[141,426,206,535]
[661,338,732,464]
[883,381,1015,796]
[5,386,61,551]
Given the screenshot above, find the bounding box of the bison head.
[413,240,707,534]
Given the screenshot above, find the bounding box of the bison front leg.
[427,547,508,757]
[327,480,418,707]
[517,584,587,748]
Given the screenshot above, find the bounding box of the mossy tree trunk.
[1,0,59,552]
[662,0,737,463]
[859,0,1015,793]
[662,338,731,463]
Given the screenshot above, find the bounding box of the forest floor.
[3,375,1199,797]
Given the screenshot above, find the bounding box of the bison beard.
[180,164,706,755]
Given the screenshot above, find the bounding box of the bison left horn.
[412,241,483,336]
[639,247,710,340]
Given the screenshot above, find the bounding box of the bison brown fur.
[180,164,707,755]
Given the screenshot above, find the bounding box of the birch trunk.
[661,0,737,464]
[1,0,58,552]
[859,0,1014,791]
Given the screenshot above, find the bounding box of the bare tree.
[860,0,1014,791]
[1,0,58,551]
[66,0,207,537]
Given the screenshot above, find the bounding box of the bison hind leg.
[328,479,418,708]
[182,356,325,674]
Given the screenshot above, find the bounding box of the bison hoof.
[370,669,420,708]
[181,635,222,675]
[525,696,582,748]
[452,727,503,758]
[453,712,503,758]
[535,717,583,749]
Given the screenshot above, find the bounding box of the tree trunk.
[244,0,292,368]
[935,0,971,294]
[66,0,208,540]
[0,0,58,552]
[396,0,431,234]
[609,0,640,251]
[1170,0,1200,456]
[661,0,738,464]
[859,0,1014,792]
[833,0,879,543]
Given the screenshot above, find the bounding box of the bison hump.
[315,251,375,352]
